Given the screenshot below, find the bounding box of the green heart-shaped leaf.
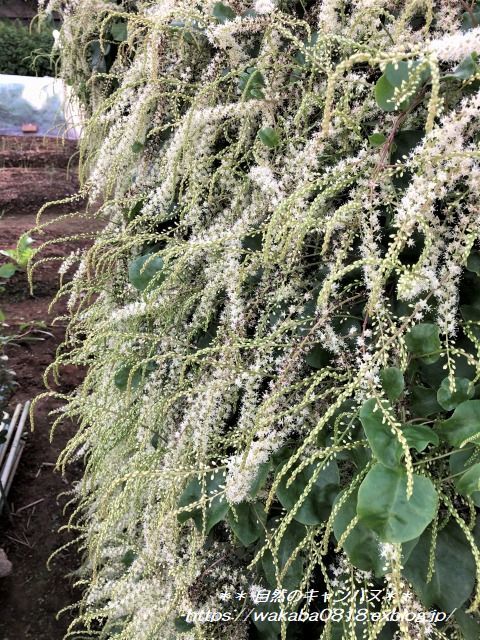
[436,400,480,447]
[128,253,165,291]
[403,424,439,452]
[110,20,127,41]
[333,488,385,575]
[305,343,332,369]
[360,398,403,468]
[410,385,442,417]
[368,132,386,147]
[450,446,480,506]
[239,67,265,100]
[177,469,228,534]
[114,364,142,391]
[457,463,480,496]
[258,127,280,148]
[467,250,480,276]
[275,459,339,525]
[0,263,16,279]
[403,521,476,612]
[357,464,437,543]
[380,367,405,401]
[227,501,266,545]
[405,323,441,364]
[445,53,479,80]
[213,2,236,22]
[375,74,401,112]
[261,518,307,589]
[454,608,480,640]
[437,377,474,411]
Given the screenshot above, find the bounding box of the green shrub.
[33,1,480,639]
[0,19,57,77]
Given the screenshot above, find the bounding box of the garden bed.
[0,134,100,639]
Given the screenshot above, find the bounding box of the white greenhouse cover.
[0,74,82,138]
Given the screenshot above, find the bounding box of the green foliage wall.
[34,1,480,639]
[0,19,57,76]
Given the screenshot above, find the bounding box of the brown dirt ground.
[0,136,102,640]
[0,137,79,169]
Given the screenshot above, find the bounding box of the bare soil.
[0,135,101,639]
[0,137,79,169]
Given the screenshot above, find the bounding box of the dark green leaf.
[360,398,403,469]
[436,400,480,447]
[446,53,479,80]
[88,40,108,73]
[357,464,438,543]
[333,316,361,338]
[376,61,429,112]
[403,521,476,612]
[305,344,331,369]
[110,20,127,41]
[295,298,316,337]
[126,199,144,221]
[174,617,194,632]
[467,250,480,276]
[239,67,265,100]
[195,316,219,349]
[114,360,156,391]
[258,127,280,148]
[410,385,442,417]
[261,519,307,589]
[212,2,236,23]
[177,469,228,534]
[380,367,404,401]
[418,351,475,389]
[457,463,480,496]
[121,549,136,567]
[390,130,424,164]
[227,501,266,545]
[368,132,386,147]
[271,444,295,467]
[276,459,339,525]
[131,141,144,153]
[251,600,282,639]
[454,608,480,640]
[450,446,479,475]
[461,6,480,31]
[405,323,441,364]
[374,74,399,112]
[242,231,263,251]
[114,364,142,391]
[333,488,384,575]
[384,61,411,86]
[169,19,205,45]
[403,424,439,452]
[437,377,474,411]
[385,60,430,87]
[0,263,16,279]
[128,253,165,291]
[449,446,480,506]
[267,300,289,329]
[248,462,270,498]
[461,305,480,341]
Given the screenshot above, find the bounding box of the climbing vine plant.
[34,0,480,638]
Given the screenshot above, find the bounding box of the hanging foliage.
[34,0,480,638]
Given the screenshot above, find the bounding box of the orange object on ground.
[21,123,38,133]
